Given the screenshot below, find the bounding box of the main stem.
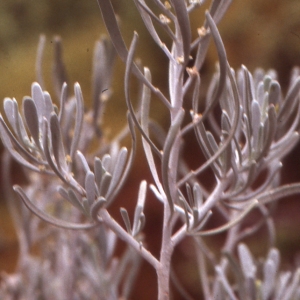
[157,201,174,300]
[156,39,186,298]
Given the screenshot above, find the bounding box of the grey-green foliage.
[214,244,300,300]
[0,34,141,299]
[1,0,300,299]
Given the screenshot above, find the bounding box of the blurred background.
[1,0,300,299]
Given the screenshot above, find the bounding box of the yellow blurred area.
[1,0,300,298]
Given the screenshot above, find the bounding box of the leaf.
[94,157,103,191]
[133,0,175,62]
[106,147,128,196]
[52,36,69,99]
[194,200,258,236]
[262,259,277,300]
[161,109,185,212]
[3,98,19,134]
[31,82,45,126]
[14,185,94,230]
[50,112,67,171]
[96,0,171,109]
[42,118,68,184]
[141,67,165,197]
[201,12,227,120]
[131,181,147,236]
[193,183,203,209]
[102,154,111,172]
[120,208,132,235]
[6,99,31,145]
[256,105,277,160]
[238,243,256,279]
[36,34,46,88]
[268,80,281,107]
[99,172,112,197]
[172,0,191,65]
[185,183,194,207]
[70,83,84,159]
[106,112,137,205]
[90,197,107,221]
[125,32,161,158]
[0,116,44,171]
[251,100,261,152]
[187,64,240,182]
[92,37,116,127]
[43,92,55,122]
[215,266,238,300]
[178,196,190,230]
[282,269,300,300]
[67,188,85,213]
[58,82,68,123]
[278,76,300,123]
[85,171,96,206]
[208,0,232,25]
[77,150,91,173]
[242,65,255,125]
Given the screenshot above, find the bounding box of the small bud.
[197,26,207,37]
[159,14,171,24]
[164,1,171,9]
[177,56,184,64]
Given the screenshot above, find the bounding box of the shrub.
[1,1,300,299]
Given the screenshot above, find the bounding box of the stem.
[213,210,241,293]
[157,201,174,300]
[98,209,159,269]
[195,240,212,300]
[196,179,227,221]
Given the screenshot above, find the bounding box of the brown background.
[1,0,300,299]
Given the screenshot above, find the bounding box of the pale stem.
[157,200,175,300]
[98,209,159,269]
[196,179,227,221]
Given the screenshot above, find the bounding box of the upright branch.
[1,0,300,299]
